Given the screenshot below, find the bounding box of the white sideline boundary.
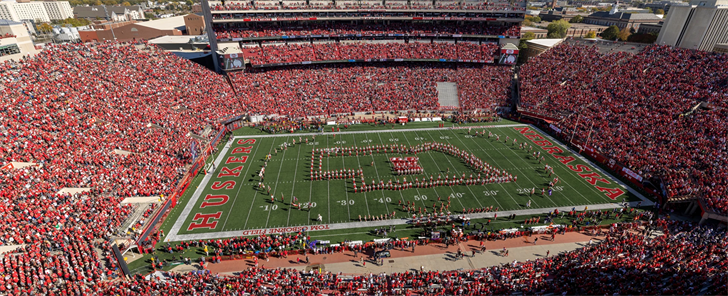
[165,124,652,242]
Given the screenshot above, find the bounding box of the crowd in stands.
[79,219,726,294]
[242,42,499,65]
[0,33,725,295]
[210,0,525,11]
[0,240,108,295]
[0,41,238,251]
[519,42,728,214]
[214,23,520,39]
[230,63,511,117]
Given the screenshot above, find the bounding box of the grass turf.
[128,121,650,275]
[169,124,640,237]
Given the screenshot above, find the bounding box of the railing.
[134,127,229,247]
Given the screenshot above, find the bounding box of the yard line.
[325,135,331,224]
[419,130,476,212]
[456,129,557,209]
[364,133,390,215]
[219,137,269,231]
[400,131,438,210]
[306,136,319,224]
[350,134,371,216]
[429,130,486,210]
[504,128,595,205]
[263,137,291,228]
[340,138,353,222]
[243,138,278,229]
[285,139,304,227]
[374,132,407,212]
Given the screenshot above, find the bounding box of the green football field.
[164,123,646,241]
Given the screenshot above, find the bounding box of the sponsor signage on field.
[232,224,333,236]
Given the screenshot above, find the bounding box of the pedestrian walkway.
[207,231,604,276]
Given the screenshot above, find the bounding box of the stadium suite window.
[0,44,20,57]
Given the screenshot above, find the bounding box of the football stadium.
[0,0,727,295]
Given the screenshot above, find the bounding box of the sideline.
[165,124,648,242]
[230,124,528,139]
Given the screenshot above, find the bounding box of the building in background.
[521,23,609,39]
[184,13,204,36]
[714,43,728,52]
[74,5,145,22]
[0,1,73,22]
[43,1,73,21]
[656,0,728,51]
[52,25,79,42]
[78,15,185,42]
[641,0,685,14]
[107,5,144,21]
[0,19,38,61]
[0,3,19,22]
[637,22,663,34]
[584,2,662,31]
[0,0,50,23]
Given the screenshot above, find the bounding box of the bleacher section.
[240,41,499,65]
[519,42,728,215]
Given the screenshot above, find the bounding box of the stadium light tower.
[201,0,221,73]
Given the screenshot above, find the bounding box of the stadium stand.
[0,21,726,294]
[0,42,238,247]
[80,220,728,294]
[229,63,512,117]
[519,42,728,215]
[208,0,525,11]
[213,23,521,40]
[241,42,499,65]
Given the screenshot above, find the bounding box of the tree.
[617,27,631,41]
[518,32,536,63]
[37,23,53,34]
[569,15,584,23]
[523,15,541,27]
[601,25,620,40]
[646,7,653,13]
[518,32,536,52]
[122,1,131,6]
[547,20,571,38]
[656,8,665,15]
[55,17,91,27]
[585,30,597,38]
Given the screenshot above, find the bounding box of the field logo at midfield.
[514,127,624,200]
[308,142,516,192]
[187,139,256,231]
